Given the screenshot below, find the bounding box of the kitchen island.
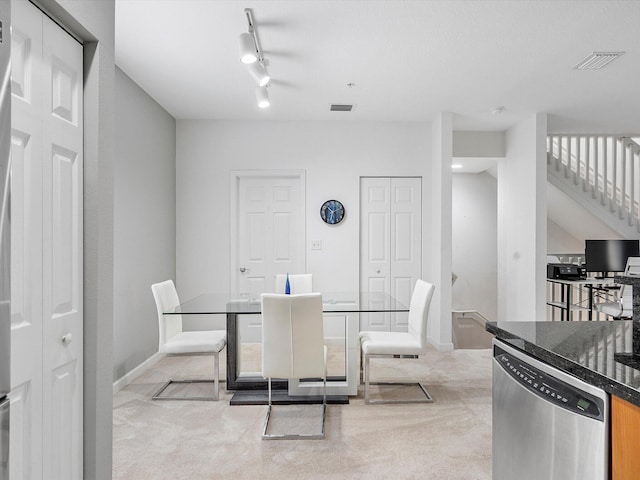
[487,320,640,480]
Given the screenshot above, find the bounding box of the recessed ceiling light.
[451,164,463,169]
[490,106,505,115]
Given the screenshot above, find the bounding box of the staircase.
[547,135,640,238]
[451,310,494,349]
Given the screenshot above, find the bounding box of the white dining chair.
[151,280,227,400]
[359,279,436,404]
[261,293,327,439]
[275,273,313,294]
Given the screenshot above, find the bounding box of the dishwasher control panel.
[495,346,604,421]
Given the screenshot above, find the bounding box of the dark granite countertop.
[614,275,640,287]
[487,321,640,407]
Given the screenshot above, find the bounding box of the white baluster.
[599,136,604,201]
[612,137,616,207]
[629,140,635,226]
[620,142,627,220]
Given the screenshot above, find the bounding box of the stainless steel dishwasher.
[493,339,609,480]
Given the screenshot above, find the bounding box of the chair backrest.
[407,279,436,353]
[151,280,183,353]
[619,257,640,313]
[261,293,325,379]
[274,274,313,294]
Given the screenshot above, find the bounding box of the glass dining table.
[164,291,409,404]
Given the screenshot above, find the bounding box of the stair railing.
[547,135,640,232]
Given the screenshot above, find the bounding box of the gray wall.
[113,67,176,381]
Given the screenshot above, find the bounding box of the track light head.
[248,61,271,87]
[256,86,270,108]
[242,9,272,107]
[239,33,257,64]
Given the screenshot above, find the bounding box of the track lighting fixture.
[248,61,271,87]
[239,33,257,64]
[239,8,272,108]
[256,86,270,109]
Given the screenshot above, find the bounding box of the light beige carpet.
[113,345,492,480]
[264,404,326,438]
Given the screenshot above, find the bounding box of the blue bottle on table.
[285,273,291,294]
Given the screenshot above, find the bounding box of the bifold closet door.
[10,1,83,478]
[360,177,422,332]
[10,1,45,477]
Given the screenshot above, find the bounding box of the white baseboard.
[112,352,163,395]
[427,336,454,352]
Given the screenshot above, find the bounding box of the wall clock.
[320,199,345,225]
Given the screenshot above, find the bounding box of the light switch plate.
[311,240,322,250]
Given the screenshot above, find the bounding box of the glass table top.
[164,292,409,314]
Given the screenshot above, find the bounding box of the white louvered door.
[10,1,83,478]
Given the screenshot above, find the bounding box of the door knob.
[376,269,381,274]
[61,333,73,345]
[240,267,246,273]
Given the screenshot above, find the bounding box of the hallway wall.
[113,67,176,380]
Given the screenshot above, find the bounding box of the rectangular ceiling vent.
[330,104,354,112]
[573,52,625,70]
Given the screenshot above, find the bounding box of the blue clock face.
[320,200,345,225]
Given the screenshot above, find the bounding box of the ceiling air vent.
[330,104,354,112]
[573,52,624,70]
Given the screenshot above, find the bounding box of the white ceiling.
[115,0,640,132]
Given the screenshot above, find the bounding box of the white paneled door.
[9,2,44,477]
[233,172,304,343]
[360,177,421,331]
[236,174,304,294]
[10,1,83,479]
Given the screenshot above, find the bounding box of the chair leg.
[152,352,222,401]
[262,378,273,439]
[364,354,434,405]
[262,374,326,440]
[321,363,327,438]
[364,353,371,404]
[213,351,220,401]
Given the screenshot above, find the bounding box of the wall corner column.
[497,112,547,322]
[428,112,454,351]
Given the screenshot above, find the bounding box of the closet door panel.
[360,177,391,331]
[9,1,44,477]
[41,13,83,480]
[390,178,421,331]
